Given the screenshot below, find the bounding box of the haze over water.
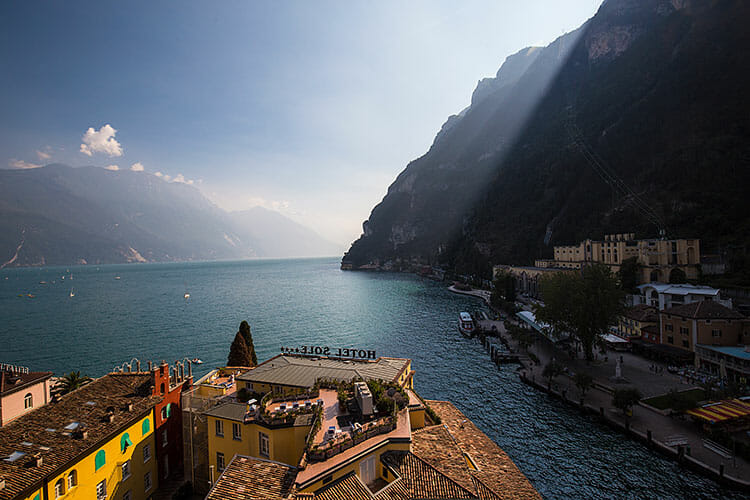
[0,258,742,499]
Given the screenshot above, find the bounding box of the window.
[122,459,131,480]
[161,407,167,421]
[665,324,673,332]
[24,393,33,409]
[54,478,65,498]
[162,429,168,447]
[217,452,225,472]
[67,470,77,490]
[166,402,173,417]
[163,455,169,479]
[142,418,150,435]
[144,471,152,492]
[259,432,269,458]
[95,450,106,471]
[232,423,242,441]
[679,327,689,335]
[712,329,722,337]
[682,340,689,348]
[121,432,133,453]
[160,383,165,394]
[667,336,674,344]
[215,419,224,437]
[96,479,106,500]
[123,491,132,500]
[143,443,151,463]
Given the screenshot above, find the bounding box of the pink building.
[0,365,53,426]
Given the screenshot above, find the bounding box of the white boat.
[184,292,190,299]
[458,312,475,337]
[69,287,75,298]
[191,358,203,364]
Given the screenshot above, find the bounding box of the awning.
[603,334,628,344]
[686,399,750,424]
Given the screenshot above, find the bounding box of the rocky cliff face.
[344,0,749,276]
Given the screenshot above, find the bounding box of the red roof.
[662,300,744,320]
[0,370,53,397]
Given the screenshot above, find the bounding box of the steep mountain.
[343,0,750,277]
[229,207,342,259]
[0,165,335,267]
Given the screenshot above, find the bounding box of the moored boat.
[458,312,475,337]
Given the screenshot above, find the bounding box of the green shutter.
[120,432,133,452]
[33,495,40,500]
[142,418,150,435]
[94,449,106,471]
[166,403,172,417]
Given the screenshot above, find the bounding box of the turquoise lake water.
[0,258,743,499]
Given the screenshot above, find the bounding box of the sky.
[0,1,602,248]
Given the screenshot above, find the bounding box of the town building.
[659,301,747,352]
[0,373,160,500]
[192,353,539,499]
[0,365,53,427]
[615,305,658,341]
[536,233,700,284]
[493,265,569,299]
[632,283,731,310]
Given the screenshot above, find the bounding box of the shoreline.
[447,284,491,305]
[474,328,750,493]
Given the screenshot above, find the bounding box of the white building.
[631,283,731,311]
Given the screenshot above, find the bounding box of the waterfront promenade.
[481,319,750,490]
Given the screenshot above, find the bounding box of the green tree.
[542,361,563,390]
[55,371,92,396]
[617,257,640,292]
[574,372,594,399]
[227,331,252,366]
[238,320,258,366]
[612,388,642,417]
[534,265,625,361]
[491,270,516,309]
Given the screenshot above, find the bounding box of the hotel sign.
[280,345,377,360]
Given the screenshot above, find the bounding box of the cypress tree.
[227,331,252,367]
[238,320,258,366]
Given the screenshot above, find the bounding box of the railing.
[306,416,396,463]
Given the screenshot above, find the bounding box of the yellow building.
[538,233,700,284]
[202,354,541,499]
[616,304,658,340]
[0,374,161,500]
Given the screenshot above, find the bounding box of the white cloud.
[8,158,41,169]
[36,150,51,161]
[246,196,301,216]
[172,173,194,185]
[104,164,120,171]
[80,124,123,157]
[130,162,144,172]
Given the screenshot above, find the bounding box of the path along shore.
[477,318,750,492]
[446,283,750,490]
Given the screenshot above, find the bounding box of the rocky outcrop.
[344,0,750,275]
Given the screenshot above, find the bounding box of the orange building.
[659,301,746,351]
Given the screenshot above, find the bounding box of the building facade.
[616,305,658,341]
[659,301,747,352]
[0,366,52,427]
[633,283,730,311]
[0,373,161,500]
[537,233,700,284]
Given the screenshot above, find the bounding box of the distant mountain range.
[0,164,340,267]
[343,0,750,277]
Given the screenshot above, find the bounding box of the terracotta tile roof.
[207,455,298,499]
[642,325,659,335]
[622,305,658,323]
[381,452,477,499]
[0,373,160,500]
[312,472,371,500]
[663,301,745,320]
[410,424,476,492]
[0,370,52,397]
[426,400,541,500]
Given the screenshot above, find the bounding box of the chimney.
[126,402,134,412]
[147,361,153,371]
[135,360,141,372]
[0,477,5,490]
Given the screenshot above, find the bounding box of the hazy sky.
[0,1,601,247]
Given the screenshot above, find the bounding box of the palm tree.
[55,371,92,396]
